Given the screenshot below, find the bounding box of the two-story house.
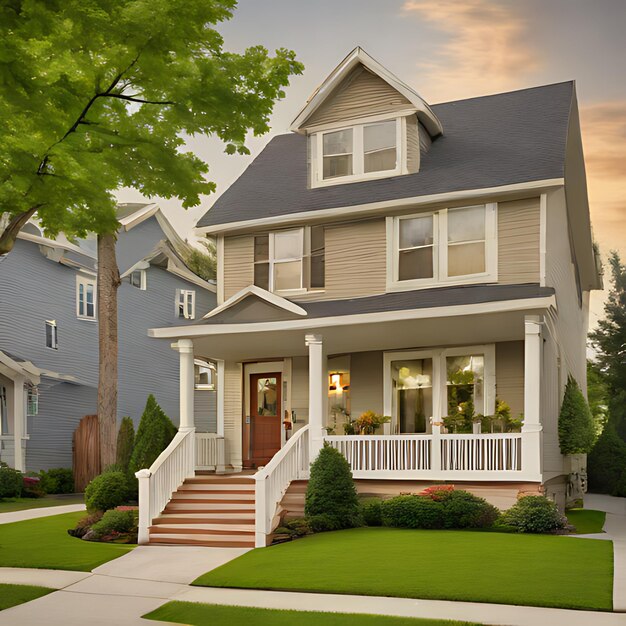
[142,48,602,548]
[0,203,217,473]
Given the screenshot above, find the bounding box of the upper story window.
[194,359,216,390]
[76,276,96,319]
[312,118,402,187]
[177,289,196,319]
[45,320,58,350]
[254,226,325,293]
[388,204,497,291]
[129,269,146,290]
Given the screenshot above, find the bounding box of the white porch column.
[306,334,326,462]
[172,339,195,432]
[522,315,543,480]
[13,375,26,472]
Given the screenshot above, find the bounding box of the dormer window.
[313,117,402,187]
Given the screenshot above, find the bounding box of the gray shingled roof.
[197,283,555,325]
[198,82,574,229]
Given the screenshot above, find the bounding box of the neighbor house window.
[129,269,146,290]
[177,289,195,319]
[76,276,96,319]
[27,386,39,416]
[45,320,58,350]
[194,359,216,390]
[314,118,401,186]
[253,227,325,293]
[390,204,496,289]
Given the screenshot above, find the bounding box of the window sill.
[311,169,403,189]
[386,275,498,293]
[76,316,97,322]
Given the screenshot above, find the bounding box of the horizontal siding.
[304,67,411,128]
[223,361,242,469]
[194,389,217,433]
[349,351,384,418]
[495,341,524,419]
[498,197,541,284]
[223,235,254,300]
[406,115,420,174]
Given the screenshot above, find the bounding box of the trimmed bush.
[588,423,626,494]
[437,490,499,529]
[305,444,361,530]
[85,471,128,512]
[130,395,176,473]
[308,513,341,533]
[90,509,136,537]
[22,476,45,498]
[360,498,383,526]
[0,464,22,499]
[116,417,135,472]
[39,468,74,494]
[503,495,566,533]
[558,376,596,454]
[381,495,444,529]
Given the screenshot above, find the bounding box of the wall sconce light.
[329,372,350,392]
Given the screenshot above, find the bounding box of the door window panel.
[391,358,433,434]
[256,377,278,416]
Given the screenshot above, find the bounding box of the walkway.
[0,503,85,525]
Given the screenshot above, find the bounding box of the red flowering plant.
[419,485,455,501]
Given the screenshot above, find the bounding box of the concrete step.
[150,523,254,534]
[148,534,255,548]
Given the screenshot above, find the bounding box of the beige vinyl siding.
[290,356,309,429]
[223,235,254,300]
[349,351,384,417]
[304,66,411,128]
[419,121,432,153]
[541,330,564,474]
[406,115,420,174]
[495,341,524,419]
[223,361,243,469]
[498,197,541,283]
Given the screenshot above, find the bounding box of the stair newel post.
[136,468,151,545]
[254,473,268,548]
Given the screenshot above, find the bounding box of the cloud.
[402,0,540,102]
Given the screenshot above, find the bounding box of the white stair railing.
[254,425,309,548]
[136,428,195,544]
[195,433,226,471]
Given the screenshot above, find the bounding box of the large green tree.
[0,0,302,466]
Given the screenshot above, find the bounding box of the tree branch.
[0,205,45,255]
[99,93,175,106]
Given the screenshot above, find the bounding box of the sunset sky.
[117,0,626,325]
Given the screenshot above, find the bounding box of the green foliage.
[0,1,302,251]
[558,376,596,454]
[305,445,361,530]
[22,476,45,498]
[68,512,104,538]
[275,518,312,538]
[90,509,136,537]
[587,360,609,436]
[381,495,444,529]
[587,422,626,494]
[130,395,176,473]
[184,239,217,282]
[307,513,341,533]
[438,490,500,529]
[0,464,23,499]
[39,468,74,494]
[85,471,128,512]
[360,498,383,526]
[503,496,566,533]
[116,417,135,472]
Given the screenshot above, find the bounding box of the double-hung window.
[76,276,96,319]
[390,204,497,290]
[254,226,325,293]
[45,320,58,350]
[177,289,195,319]
[129,269,146,290]
[27,386,39,416]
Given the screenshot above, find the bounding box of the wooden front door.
[250,372,282,467]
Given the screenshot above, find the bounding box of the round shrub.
[503,495,566,533]
[85,471,128,512]
[360,498,383,526]
[381,495,444,529]
[438,490,499,529]
[305,444,361,530]
[90,509,136,537]
[39,468,74,494]
[0,464,23,499]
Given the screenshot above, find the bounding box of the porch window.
[194,359,215,390]
[76,276,96,319]
[176,289,195,319]
[390,204,496,290]
[445,355,484,420]
[27,386,39,416]
[45,320,58,350]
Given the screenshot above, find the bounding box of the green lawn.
[0,512,133,571]
[194,527,613,611]
[566,509,606,534]
[144,601,481,626]
[0,584,54,611]
[0,494,84,513]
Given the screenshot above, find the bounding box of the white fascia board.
[120,260,151,279]
[196,178,565,236]
[18,231,97,259]
[151,295,557,339]
[39,368,94,387]
[118,203,160,230]
[0,351,40,385]
[202,284,307,320]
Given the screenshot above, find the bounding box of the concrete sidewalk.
[0,503,85,525]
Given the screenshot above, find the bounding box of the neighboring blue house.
[0,203,216,472]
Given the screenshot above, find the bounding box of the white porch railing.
[254,425,309,548]
[195,433,226,471]
[324,432,524,480]
[136,429,195,545]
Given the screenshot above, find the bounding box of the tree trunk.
[97,232,120,469]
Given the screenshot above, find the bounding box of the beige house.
[139,48,602,548]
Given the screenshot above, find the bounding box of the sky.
[116,0,626,326]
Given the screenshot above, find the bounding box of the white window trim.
[177,289,196,320]
[383,344,496,434]
[129,269,147,290]
[386,203,498,292]
[45,320,58,350]
[269,228,305,294]
[27,386,39,416]
[194,358,216,390]
[76,275,97,320]
[311,117,404,188]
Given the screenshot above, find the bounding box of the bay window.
[389,204,497,289]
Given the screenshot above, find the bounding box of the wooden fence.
[73,414,100,492]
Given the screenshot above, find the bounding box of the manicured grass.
[0,512,133,571]
[144,601,481,626]
[195,527,614,611]
[566,508,606,534]
[0,583,54,611]
[0,494,84,513]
